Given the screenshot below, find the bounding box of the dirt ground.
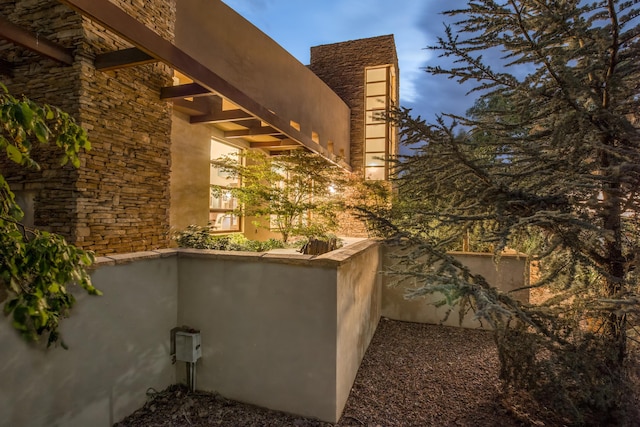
[115,318,637,426]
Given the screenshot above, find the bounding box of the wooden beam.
[250,140,301,149]
[94,47,156,70]
[172,98,211,116]
[224,126,282,138]
[190,109,254,124]
[0,15,73,65]
[160,83,211,100]
[0,59,13,77]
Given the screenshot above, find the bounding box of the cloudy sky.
[221,0,475,122]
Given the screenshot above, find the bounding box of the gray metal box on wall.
[175,331,201,363]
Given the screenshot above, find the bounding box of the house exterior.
[0,0,399,255]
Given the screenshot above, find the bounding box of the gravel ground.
[114,319,636,426]
[115,319,521,426]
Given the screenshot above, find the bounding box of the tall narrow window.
[364,65,396,180]
[210,139,241,232]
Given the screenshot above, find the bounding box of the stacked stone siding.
[0,0,84,238]
[1,0,175,255]
[309,35,399,175]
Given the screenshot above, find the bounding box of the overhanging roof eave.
[57,0,349,171]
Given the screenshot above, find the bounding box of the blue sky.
[221,0,474,121]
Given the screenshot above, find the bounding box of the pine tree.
[371,1,640,422]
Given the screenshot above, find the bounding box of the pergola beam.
[94,47,156,70]
[250,140,300,149]
[0,15,73,65]
[224,126,282,138]
[56,0,342,168]
[160,82,211,100]
[190,109,254,124]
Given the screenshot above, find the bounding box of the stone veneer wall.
[0,0,175,255]
[0,0,84,237]
[309,35,399,175]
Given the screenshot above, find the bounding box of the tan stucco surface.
[170,112,212,231]
[332,241,382,419]
[175,0,350,163]
[176,239,381,422]
[177,254,339,420]
[0,253,178,427]
[381,250,529,328]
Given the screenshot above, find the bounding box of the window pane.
[366,124,386,138]
[366,81,386,96]
[366,138,386,152]
[210,189,238,210]
[366,153,386,167]
[210,212,240,231]
[366,67,387,82]
[366,96,387,110]
[365,166,385,181]
[366,110,386,123]
[210,139,241,187]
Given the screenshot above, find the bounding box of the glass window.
[366,96,387,110]
[365,166,385,181]
[365,65,396,181]
[366,81,387,96]
[365,153,386,167]
[366,110,386,124]
[366,138,386,152]
[210,139,241,232]
[366,124,386,138]
[366,67,387,82]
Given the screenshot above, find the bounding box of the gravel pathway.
[114,319,553,426]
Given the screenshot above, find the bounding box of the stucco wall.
[176,239,381,423]
[0,240,382,426]
[0,240,529,425]
[381,250,529,328]
[333,241,382,419]
[0,251,178,427]
[170,112,213,231]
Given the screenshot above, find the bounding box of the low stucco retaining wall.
[1,241,526,426]
[0,240,381,426]
[177,239,381,422]
[381,249,529,328]
[0,250,179,427]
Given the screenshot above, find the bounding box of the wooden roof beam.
[172,98,211,116]
[225,126,282,138]
[160,82,211,100]
[0,15,73,65]
[250,140,301,149]
[191,109,254,124]
[94,47,156,71]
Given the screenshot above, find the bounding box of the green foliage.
[211,149,346,242]
[173,225,286,252]
[366,1,640,422]
[0,83,99,348]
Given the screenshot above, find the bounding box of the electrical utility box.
[175,331,202,363]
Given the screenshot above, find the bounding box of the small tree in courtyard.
[211,149,346,243]
[0,83,100,348]
[365,1,640,423]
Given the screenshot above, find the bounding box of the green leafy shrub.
[1,83,100,348]
[173,225,286,252]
